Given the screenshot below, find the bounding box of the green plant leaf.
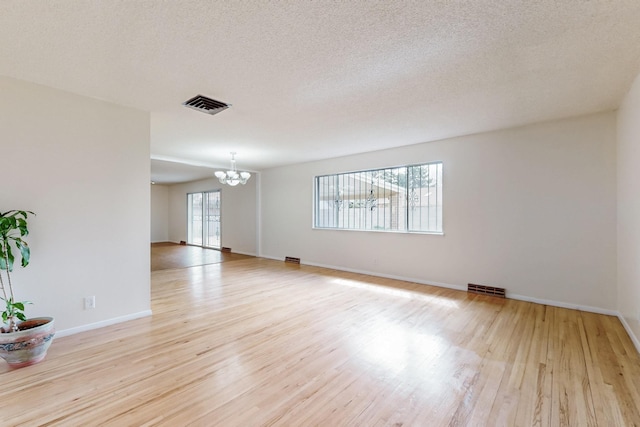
[16,240,30,267]
[16,312,26,321]
[0,210,34,272]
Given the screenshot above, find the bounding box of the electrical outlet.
[84,296,96,310]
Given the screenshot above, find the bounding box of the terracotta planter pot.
[0,317,55,368]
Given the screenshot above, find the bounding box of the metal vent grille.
[221,247,232,253]
[468,283,506,298]
[182,94,230,115]
[285,256,301,264]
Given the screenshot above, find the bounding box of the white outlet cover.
[84,296,95,309]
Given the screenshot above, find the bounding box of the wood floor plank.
[0,247,638,426]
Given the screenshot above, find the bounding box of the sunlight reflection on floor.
[330,277,461,380]
[330,277,459,309]
[352,318,449,380]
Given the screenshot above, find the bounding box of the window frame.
[313,161,443,235]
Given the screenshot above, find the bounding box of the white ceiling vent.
[182,94,231,116]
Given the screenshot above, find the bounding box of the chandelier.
[215,152,251,186]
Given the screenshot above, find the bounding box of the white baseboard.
[55,310,153,338]
[506,293,619,316]
[618,314,640,355]
[232,250,257,257]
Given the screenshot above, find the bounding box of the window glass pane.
[204,191,221,249]
[188,193,203,245]
[407,163,442,232]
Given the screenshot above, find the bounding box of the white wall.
[168,176,258,255]
[617,71,640,345]
[151,184,169,242]
[0,76,151,333]
[261,112,617,311]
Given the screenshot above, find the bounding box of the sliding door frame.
[187,190,221,249]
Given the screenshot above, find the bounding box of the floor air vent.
[182,94,231,116]
[468,283,506,298]
[221,247,231,253]
[285,256,301,264]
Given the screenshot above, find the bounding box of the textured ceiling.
[2,1,640,183]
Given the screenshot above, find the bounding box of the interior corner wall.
[167,177,258,255]
[151,184,170,242]
[617,71,640,344]
[0,76,151,332]
[260,112,617,311]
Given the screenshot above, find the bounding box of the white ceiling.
[2,1,640,184]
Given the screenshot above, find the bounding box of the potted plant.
[0,210,54,368]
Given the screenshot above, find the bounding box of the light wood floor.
[1,247,639,426]
[150,242,253,271]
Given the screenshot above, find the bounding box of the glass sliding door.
[203,191,221,248]
[187,193,203,246]
[187,190,221,249]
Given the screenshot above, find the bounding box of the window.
[314,162,442,233]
